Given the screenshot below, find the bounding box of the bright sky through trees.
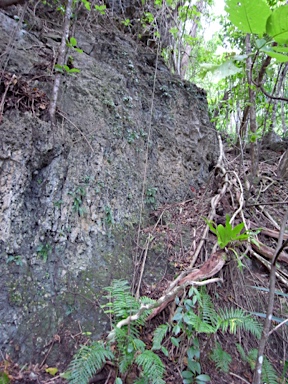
[204,0,226,40]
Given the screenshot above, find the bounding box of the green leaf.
[182,370,193,379]
[225,214,232,231]
[225,0,271,36]
[69,37,77,46]
[171,337,180,347]
[187,360,201,374]
[261,48,288,62]
[0,372,10,384]
[173,324,181,335]
[94,4,106,15]
[81,0,91,11]
[272,46,288,53]
[172,312,183,321]
[195,374,211,383]
[231,222,244,238]
[68,68,81,73]
[205,60,243,83]
[217,224,229,248]
[266,5,288,44]
[45,367,58,376]
[161,346,169,357]
[54,64,64,72]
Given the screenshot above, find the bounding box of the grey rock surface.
[0,9,218,363]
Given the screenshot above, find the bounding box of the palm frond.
[66,341,113,384]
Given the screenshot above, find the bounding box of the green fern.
[236,345,279,384]
[103,279,140,321]
[135,350,165,384]
[66,341,113,384]
[184,311,216,333]
[103,280,155,329]
[210,342,232,373]
[198,288,218,328]
[217,307,262,339]
[152,324,170,350]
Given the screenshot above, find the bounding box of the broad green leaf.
[196,374,211,383]
[262,49,288,62]
[188,360,201,374]
[182,370,193,379]
[232,54,248,61]
[173,324,181,335]
[161,346,169,356]
[225,0,271,36]
[234,234,249,241]
[82,0,91,11]
[68,68,81,73]
[225,214,232,232]
[171,337,180,347]
[217,224,229,248]
[69,37,77,46]
[173,312,183,321]
[272,46,288,53]
[45,367,58,376]
[255,38,267,49]
[266,5,288,44]
[231,222,244,238]
[209,60,243,83]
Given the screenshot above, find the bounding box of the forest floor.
[1,145,288,384]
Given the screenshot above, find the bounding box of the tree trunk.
[246,34,259,178]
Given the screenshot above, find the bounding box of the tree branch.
[252,210,288,384]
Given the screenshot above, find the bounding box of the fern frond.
[247,349,278,384]
[210,342,232,373]
[198,288,218,327]
[152,324,170,350]
[217,307,262,338]
[135,350,165,384]
[119,352,135,374]
[184,311,216,333]
[236,344,249,364]
[262,356,279,384]
[67,341,113,384]
[104,280,140,321]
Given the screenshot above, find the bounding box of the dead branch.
[107,274,223,339]
[251,241,288,264]
[147,250,226,320]
[249,221,288,240]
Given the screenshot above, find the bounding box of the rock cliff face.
[0,8,218,363]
